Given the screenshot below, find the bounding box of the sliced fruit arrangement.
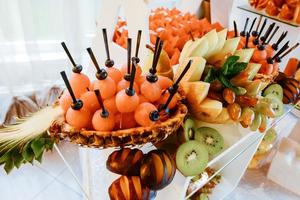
[113,8,223,65]
[249,0,300,25]
[231,16,299,79]
[107,148,175,199]
[175,16,299,132]
[155,117,224,177]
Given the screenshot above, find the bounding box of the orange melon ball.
[104,96,118,114]
[140,81,161,102]
[59,91,72,112]
[106,67,123,84]
[120,64,142,77]
[89,81,94,91]
[258,60,273,75]
[115,112,137,129]
[80,91,100,113]
[66,108,91,129]
[117,79,140,93]
[69,73,90,97]
[157,91,178,109]
[92,109,115,131]
[115,90,139,113]
[265,45,274,58]
[93,77,116,99]
[139,95,149,104]
[251,48,267,63]
[157,76,173,90]
[136,75,146,86]
[134,103,158,127]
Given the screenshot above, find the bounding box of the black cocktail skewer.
[124,38,132,81]
[253,18,267,45]
[267,41,289,64]
[261,22,275,43]
[276,43,299,63]
[272,31,287,51]
[94,89,109,118]
[248,17,257,34]
[60,71,83,110]
[102,28,114,67]
[240,18,249,37]
[265,26,279,45]
[233,21,238,37]
[87,48,108,80]
[61,42,83,73]
[252,15,262,37]
[132,30,142,63]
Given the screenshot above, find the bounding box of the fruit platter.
[248,0,300,25]
[1,4,300,200]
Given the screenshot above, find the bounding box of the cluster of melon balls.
[58,30,182,132]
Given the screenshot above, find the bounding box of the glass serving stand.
[48,103,299,200]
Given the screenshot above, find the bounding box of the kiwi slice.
[263,84,283,101]
[263,128,277,143]
[250,112,262,132]
[176,140,208,177]
[265,94,284,117]
[194,127,224,156]
[184,117,196,141]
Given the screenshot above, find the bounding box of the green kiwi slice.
[184,117,196,141]
[265,94,284,117]
[263,84,283,101]
[250,112,262,132]
[176,140,208,177]
[263,128,277,143]
[194,127,224,156]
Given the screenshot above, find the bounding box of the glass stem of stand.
[54,144,91,200]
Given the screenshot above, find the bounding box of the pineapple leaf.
[4,158,14,174]
[44,138,55,150]
[12,149,24,169]
[31,138,45,158]
[35,151,44,163]
[22,142,35,163]
[0,151,11,165]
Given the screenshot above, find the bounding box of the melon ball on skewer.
[80,88,100,113]
[61,42,90,98]
[92,89,115,131]
[157,75,173,90]
[103,96,118,114]
[120,30,143,77]
[158,59,192,112]
[116,60,140,113]
[86,47,116,99]
[59,90,72,112]
[140,37,163,102]
[117,38,140,93]
[101,28,122,84]
[134,102,160,127]
[60,71,91,129]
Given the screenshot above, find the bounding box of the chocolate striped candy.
[107,148,144,176]
[109,176,156,200]
[140,150,176,190]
